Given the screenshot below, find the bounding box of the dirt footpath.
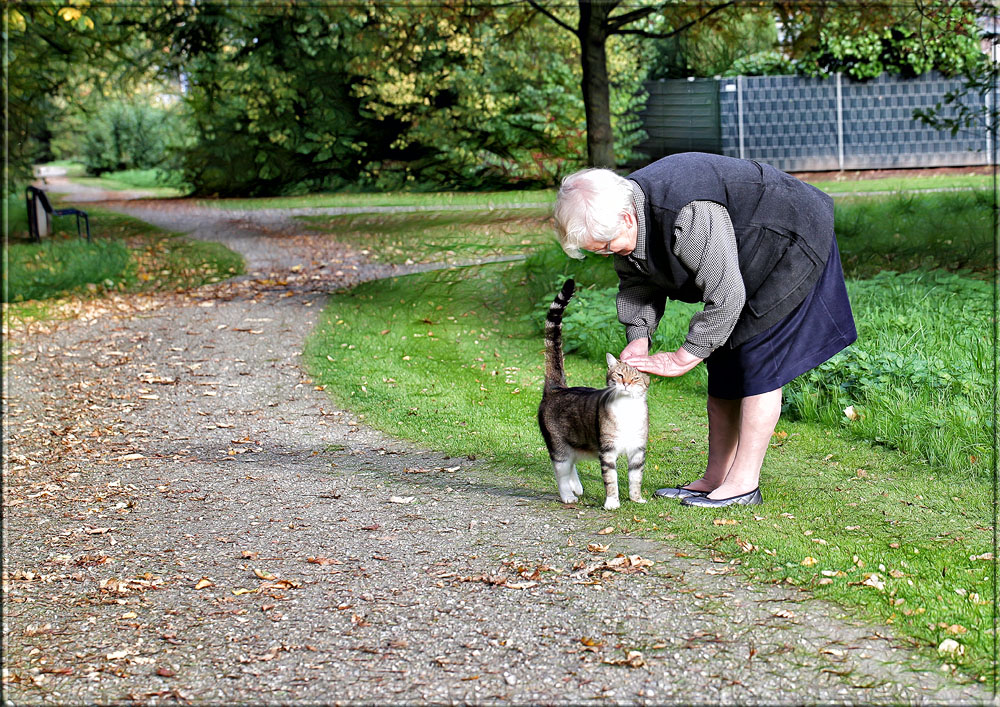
[2,184,991,704]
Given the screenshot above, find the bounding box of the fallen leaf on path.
[253,568,276,580]
[194,578,214,590]
[307,557,343,566]
[604,650,644,668]
[597,527,614,535]
[389,496,415,504]
[262,579,301,590]
[587,543,609,553]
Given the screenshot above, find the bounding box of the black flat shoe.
[654,485,710,500]
[680,488,762,507]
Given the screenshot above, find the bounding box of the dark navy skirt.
[705,238,857,399]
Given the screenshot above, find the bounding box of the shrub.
[80,100,185,176]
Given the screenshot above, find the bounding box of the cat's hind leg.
[599,451,620,510]
[552,458,580,504]
[627,446,646,503]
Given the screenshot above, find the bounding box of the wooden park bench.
[25,186,90,243]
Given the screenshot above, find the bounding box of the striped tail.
[544,279,575,392]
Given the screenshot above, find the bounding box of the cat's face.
[605,353,649,397]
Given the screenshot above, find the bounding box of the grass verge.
[835,189,995,277]
[303,203,995,686]
[196,189,555,211]
[189,173,992,211]
[3,207,244,325]
[69,168,188,198]
[297,208,553,265]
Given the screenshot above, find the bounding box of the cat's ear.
[606,353,618,368]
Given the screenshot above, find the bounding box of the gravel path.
[2,179,991,704]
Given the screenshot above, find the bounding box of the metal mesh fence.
[640,72,991,172]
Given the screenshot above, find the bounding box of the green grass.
[3,206,244,305]
[42,160,87,177]
[835,189,995,277]
[303,202,995,687]
[196,189,556,211]
[4,193,30,236]
[4,238,133,302]
[808,172,993,194]
[189,173,992,212]
[70,169,187,198]
[297,208,553,265]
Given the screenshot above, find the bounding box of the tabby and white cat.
[537,279,650,510]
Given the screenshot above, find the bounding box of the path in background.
[2,179,990,704]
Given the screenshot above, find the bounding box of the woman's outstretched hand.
[621,346,702,378]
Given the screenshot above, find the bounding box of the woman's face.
[582,208,637,256]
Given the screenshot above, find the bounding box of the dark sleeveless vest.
[627,152,835,348]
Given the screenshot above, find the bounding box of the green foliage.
[79,99,186,175]
[4,2,183,186]
[176,3,602,195]
[788,4,986,80]
[646,6,780,79]
[351,5,591,189]
[178,5,371,196]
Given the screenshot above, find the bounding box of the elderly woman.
[553,152,856,508]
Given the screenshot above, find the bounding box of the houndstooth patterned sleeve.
[615,256,665,344]
[673,201,746,359]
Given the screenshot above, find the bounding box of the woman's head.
[554,168,634,259]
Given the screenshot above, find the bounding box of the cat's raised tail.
[544,279,575,392]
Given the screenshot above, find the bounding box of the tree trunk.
[578,0,615,168]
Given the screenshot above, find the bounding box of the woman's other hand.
[623,347,702,378]
[620,338,649,362]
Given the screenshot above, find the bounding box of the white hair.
[553,168,633,259]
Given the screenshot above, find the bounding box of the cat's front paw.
[603,497,620,511]
[559,492,580,504]
[631,495,647,504]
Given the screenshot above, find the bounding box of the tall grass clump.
[784,270,992,479]
[3,238,133,302]
[835,189,994,276]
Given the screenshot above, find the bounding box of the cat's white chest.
[607,395,647,452]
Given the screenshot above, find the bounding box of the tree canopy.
[4,0,992,194]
